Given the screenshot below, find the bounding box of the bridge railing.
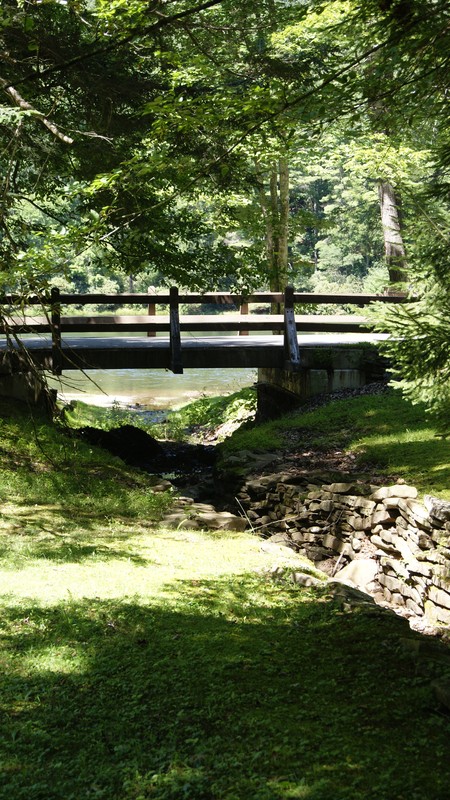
[0,286,407,374]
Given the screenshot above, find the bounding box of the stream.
[48,366,256,506]
[47,367,256,412]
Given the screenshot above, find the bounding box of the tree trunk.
[365,30,408,291]
[277,156,289,291]
[255,160,274,279]
[256,157,290,315]
[378,180,408,287]
[268,166,280,314]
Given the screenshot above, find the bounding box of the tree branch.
[0,78,74,144]
[11,195,68,225]
[15,0,224,87]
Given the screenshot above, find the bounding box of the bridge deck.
[0,333,389,373]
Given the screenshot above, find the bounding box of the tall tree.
[378,181,408,286]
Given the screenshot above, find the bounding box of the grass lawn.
[218,389,450,500]
[2,522,450,800]
[0,395,450,799]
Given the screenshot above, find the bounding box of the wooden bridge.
[0,286,404,377]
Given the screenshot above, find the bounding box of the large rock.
[291,571,325,587]
[195,510,248,532]
[163,504,247,532]
[260,541,299,557]
[370,484,418,501]
[78,425,165,468]
[424,496,450,524]
[334,558,379,591]
[327,580,376,606]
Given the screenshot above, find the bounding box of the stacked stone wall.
[238,475,450,624]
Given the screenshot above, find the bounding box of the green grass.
[218,390,450,499]
[1,533,450,800]
[60,399,138,430]
[150,387,256,441]
[0,398,172,521]
[1,396,450,799]
[63,387,257,443]
[65,388,449,497]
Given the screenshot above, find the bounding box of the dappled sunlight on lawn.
[354,437,450,499]
[0,523,273,603]
[1,581,449,800]
[0,392,449,799]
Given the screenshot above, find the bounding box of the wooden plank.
[0,313,372,334]
[176,292,284,305]
[240,294,249,336]
[55,291,267,307]
[61,315,171,332]
[292,292,406,305]
[295,314,368,332]
[0,317,53,333]
[0,289,409,309]
[54,290,406,307]
[3,332,388,374]
[178,315,284,331]
[147,288,156,338]
[56,315,285,332]
[58,292,168,306]
[0,294,45,306]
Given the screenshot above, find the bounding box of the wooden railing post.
[283,285,300,370]
[239,291,249,336]
[147,286,156,338]
[169,286,183,374]
[50,286,62,375]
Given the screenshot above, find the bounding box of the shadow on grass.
[0,504,163,567]
[2,541,152,566]
[355,440,450,499]
[15,466,161,512]
[1,577,450,800]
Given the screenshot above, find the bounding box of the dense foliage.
[0,0,449,421]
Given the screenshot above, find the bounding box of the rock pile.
[237,474,450,625]
[153,481,248,532]
[163,499,248,532]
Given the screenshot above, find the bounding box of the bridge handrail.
[1,313,370,332]
[0,290,407,306]
[0,286,407,374]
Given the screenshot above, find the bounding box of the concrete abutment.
[257,345,388,418]
[0,370,55,413]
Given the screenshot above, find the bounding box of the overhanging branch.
[15,0,224,87]
[0,78,74,144]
